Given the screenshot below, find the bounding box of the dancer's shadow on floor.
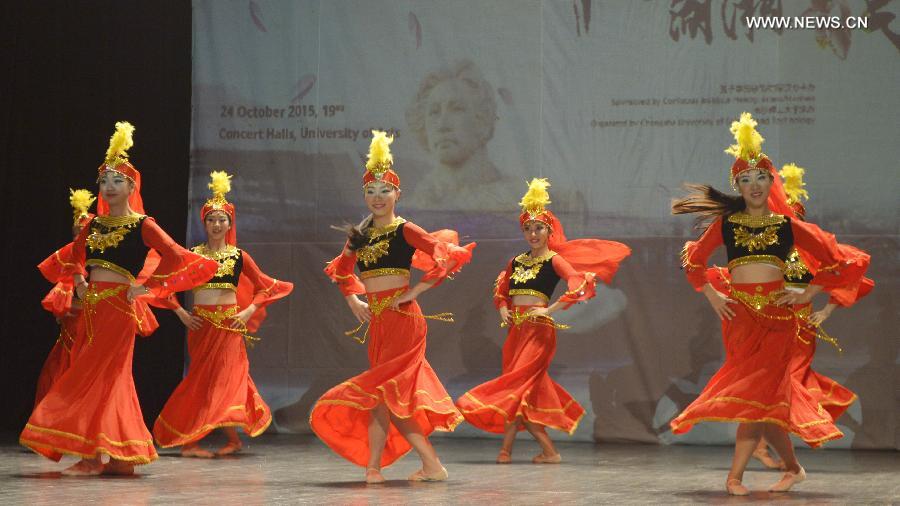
[309,480,452,489]
[13,472,143,480]
[672,490,840,503]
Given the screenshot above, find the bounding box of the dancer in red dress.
[669,113,871,495]
[310,131,475,483]
[20,122,218,475]
[152,171,293,457]
[738,164,872,470]
[456,178,630,464]
[33,189,96,407]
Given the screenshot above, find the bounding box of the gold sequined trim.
[24,423,153,447]
[502,307,570,330]
[366,216,406,238]
[680,244,703,271]
[783,248,809,280]
[86,215,144,253]
[193,282,237,292]
[20,438,155,465]
[510,252,555,284]
[727,212,786,228]
[85,259,136,281]
[509,289,550,302]
[727,255,785,271]
[564,279,589,297]
[192,244,239,261]
[93,214,144,228]
[733,224,781,252]
[513,250,557,267]
[192,244,239,277]
[53,249,76,268]
[360,268,410,279]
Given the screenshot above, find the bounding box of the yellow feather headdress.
[365,130,394,177]
[724,112,764,162]
[206,170,233,209]
[779,163,809,205]
[69,188,96,226]
[103,121,135,169]
[519,178,552,221]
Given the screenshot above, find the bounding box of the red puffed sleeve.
[405,222,476,286]
[791,219,870,306]
[681,218,724,291]
[133,250,182,310]
[493,260,513,309]
[140,217,219,298]
[324,243,365,296]
[39,219,92,282]
[239,251,293,307]
[41,282,74,319]
[553,254,597,309]
[237,251,294,333]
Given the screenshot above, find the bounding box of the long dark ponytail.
[671,183,745,227]
[330,214,373,251]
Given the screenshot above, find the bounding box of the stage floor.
[2,433,897,504]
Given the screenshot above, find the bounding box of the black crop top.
[355,219,416,279]
[722,213,793,270]
[783,247,813,287]
[508,251,560,302]
[191,244,243,290]
[85,215,149,280]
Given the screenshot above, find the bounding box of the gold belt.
[193,306,260,347]
[82,284,143,346]
[729,286,842,353]
[501,308,570,330]
[345,289,454,344]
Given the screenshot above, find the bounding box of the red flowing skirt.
[33,312,82,408]
[791,305,856,421]
[153,304,271,447]
[309,287,463,468]
[669,280,844,447]
[20,281,157,464]
[456,305,584,435]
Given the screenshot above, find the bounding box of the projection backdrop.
[190,0,899,448]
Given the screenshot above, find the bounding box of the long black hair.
[331,214,373,251]
[671,183,745,228]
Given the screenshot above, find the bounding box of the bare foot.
[726,478,750,496]
[181,444,215,458]
[102,459,134,476]
[61,459,103,476]
[365,468,385,484]
[496,448,512,464]
[216,441,243,456]
[532,452,561,464]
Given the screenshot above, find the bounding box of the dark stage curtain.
[0,1,192,431]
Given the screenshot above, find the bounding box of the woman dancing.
[152,171,293,457]
[310,131,475,483]
[669,113,871,495]
[456,178,630,464]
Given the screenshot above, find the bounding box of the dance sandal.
[216,441,243,456]
[408,466,449,482]
[181,444,215,458]
[532,452,561,464]
[726,478,750,496]
[769,466,806,492]
[365,467,386,484]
